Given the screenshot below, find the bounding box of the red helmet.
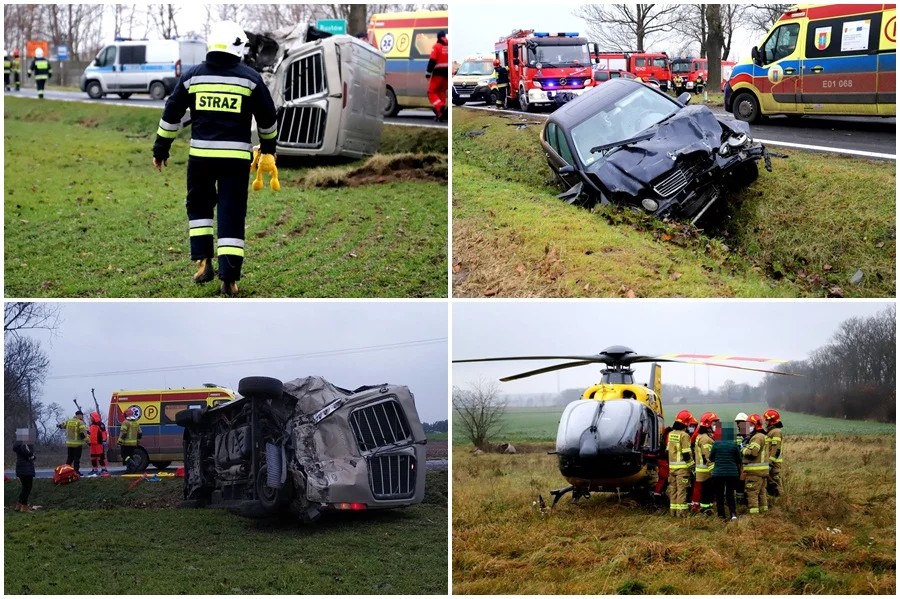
[747,414,764,430]
[674,410,694,426]
[763,409,780,424]
[493,59,500,67]
[700,412,720,427]
[13,49,19,57]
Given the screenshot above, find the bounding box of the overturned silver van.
[247,24,387,158]
[177,375,426,523]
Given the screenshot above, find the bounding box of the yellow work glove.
[251,150,280,192]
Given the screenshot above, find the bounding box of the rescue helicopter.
[454,345,798,505]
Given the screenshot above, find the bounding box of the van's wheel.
[256,463,292,514]
[238,376,284,398]
[732,91,761,123]
[149,82,166,100]
[127,447,150,472]
[383,87,400,117]
[86,81,104,99]
[117,92,132,99]
[452,98,466,106]
[151,461,172,470]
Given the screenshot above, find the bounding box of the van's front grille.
[276,106,326,148]
[453,83,477,94]
[284,53,326,102]
[369,453,416,499]
[350,400,411,452]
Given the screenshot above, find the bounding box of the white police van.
[80,38,206,100]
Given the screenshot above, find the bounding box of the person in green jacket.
[709,423,742,520]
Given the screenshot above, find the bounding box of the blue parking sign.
[57,45,69,60]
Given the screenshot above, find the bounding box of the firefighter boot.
[439,106,448,121]
[193,258,214,284]
[220,280,239,296]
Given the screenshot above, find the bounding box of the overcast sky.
[450,4,760,63]
[20,302,448,423]
[453,302,892,394]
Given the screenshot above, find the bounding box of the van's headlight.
[477,79,490,86]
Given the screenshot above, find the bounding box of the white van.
[81,38,206,100]
[248,25,386,158]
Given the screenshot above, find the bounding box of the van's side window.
[119,45,147,65]
[760,23,801,64]
[95,45,116,68]
[804,12,883,59]
[411,29,438,58]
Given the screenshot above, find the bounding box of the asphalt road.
[460,102,896,160]
[4,88,447,129]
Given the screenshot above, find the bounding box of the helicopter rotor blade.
[657,358,801,376]
[656,353,788,364]
[454,355,606,364]
[499,360,597,382]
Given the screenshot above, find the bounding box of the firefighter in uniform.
[667,410,694,517]
[29,47,51,99]
[57,410,88,475]
[153,20,279,296]
[652,424,673,501]
[694,412,718,515]
[491,59,509,108]
[741,413,769,514]
[88,411,109,476]
[734,411,748,502]
[11,49,21,91]
[425,30,448,121]
[119,408,143,472]
[4,49,11,91]
[764,409,784,501]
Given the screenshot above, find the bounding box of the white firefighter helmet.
[734,412,748,422]
[3,49,7,56]
[207,20,248,57]
[34,47,44,58]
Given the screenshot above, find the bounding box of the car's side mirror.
[513,58,520,66]
[559,165,575,175]
[751,46,760,66]
[677,92,691,105]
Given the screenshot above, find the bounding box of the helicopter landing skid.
[550,485,591,507]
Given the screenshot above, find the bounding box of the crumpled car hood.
[588,105,748,197]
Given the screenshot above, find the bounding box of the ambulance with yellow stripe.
[367,10,448,116]
[106,386,234,471]
[725,3,896,122]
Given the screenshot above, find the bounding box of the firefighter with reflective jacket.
[57,410,88,475]
[667,410,694,517]
[88,411,109,476]
[741,413,769,514]
[119,407,143,472]
[491,59,509,109]
[764,409,784,500]
[11,49,21,91]
[3,49,10,91]
[694,412,718,515]
[425,30,449,121]
[29,47,51,99]
[153,20,279,296]
[733,411,749,501]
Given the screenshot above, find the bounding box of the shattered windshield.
[570,86,680,166]
[456,60,495,76]
[529,43,590,66]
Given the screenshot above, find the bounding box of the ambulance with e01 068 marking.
[725,3,896,122]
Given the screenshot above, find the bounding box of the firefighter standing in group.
[57,410,88,475]
[119,408,143,472]
[764,409,785,501]
[153,20,279,296]
[88,411,109,476]
[4,49,11,91]
[733,411,748,502]
[491,58,509,109]
[29,47,51,99]
[11,49,21,91]
[694,412,718,515]
[741,413,769,514]
[667,410,694,517]
[425,30,448,121]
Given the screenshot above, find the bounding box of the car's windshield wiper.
[590,131,656,155]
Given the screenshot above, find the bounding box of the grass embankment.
[455,404,898,444]
[4,97,448,298]
[452,108,895,298]
[452,435,895,594]
[5,470,448,594]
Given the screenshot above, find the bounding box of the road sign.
[57,45,69,60]
[316,19,347,35]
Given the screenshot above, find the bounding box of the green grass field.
[453,404,897,444]
[5,470,448,594]
[4,97,448,297]
[452,108,895,298]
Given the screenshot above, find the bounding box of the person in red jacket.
[88,412,109,476]
[425,30,448,121]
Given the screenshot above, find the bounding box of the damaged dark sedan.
[540,78,776,223]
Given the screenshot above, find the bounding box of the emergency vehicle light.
[533,32,549,37]
[562,32,580,37]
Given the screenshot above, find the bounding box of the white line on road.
[458,105,896,161]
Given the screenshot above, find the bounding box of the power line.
[48,337,447,380]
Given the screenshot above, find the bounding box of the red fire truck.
[495,30,597,112]
[593,51,672,90]
[671,57,738,93]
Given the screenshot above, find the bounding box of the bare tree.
[574,4,678,52]
[40,4,105,60]
[746,4,792,36]
[453,379,507,449]
[4,302,62,340]
[676,4,708,57]
[148,3,180,39]
[720,4,748,61]
[706,4,723,87]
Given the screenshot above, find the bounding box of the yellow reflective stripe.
[188,83,252,96]
[189,227,214,237]
[259,129,277,139]
[189,148,252,160]
[217,246,244,257]
[34,75,49,80]
[156,127,177,139]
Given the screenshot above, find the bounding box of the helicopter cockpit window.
[594,400,642,450]
[602,371,634,385]
[639,407,658,452]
